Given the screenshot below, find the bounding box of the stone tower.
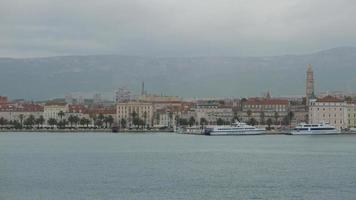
[306,64,315,104]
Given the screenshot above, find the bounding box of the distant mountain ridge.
[1,47,356,100]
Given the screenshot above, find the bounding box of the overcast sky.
[1,0,356,58]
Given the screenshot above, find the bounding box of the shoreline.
[2,129,356,135]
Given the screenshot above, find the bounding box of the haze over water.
[1,133,356,200]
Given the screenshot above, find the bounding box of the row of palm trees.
[0,112,115,129]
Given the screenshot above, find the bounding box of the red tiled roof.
[245,98,289,105]
[317,95,344,103]
[0,103,43,112]
[45,102,67,106]
[69,105,87,113]
[85,107,116,115]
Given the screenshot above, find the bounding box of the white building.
[309,96,348,129]
[43,102,69,122]
[117,101,154,127]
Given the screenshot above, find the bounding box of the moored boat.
[204,121,266,136]
[290,122,340,135]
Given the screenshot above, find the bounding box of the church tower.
[306,64,315,104]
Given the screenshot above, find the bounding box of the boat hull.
[207,129,266,136]
[290,130,341,135]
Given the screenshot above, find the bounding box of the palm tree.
[143,111,148,128]
[18,114,24,128]
[106,115,114,128]
[89,113,97,127]
[200,117,207,126]
[58,111,65,120]
[73,116,80,127]
[260,111,265,125]
[266,118,273,130]
[80,117,87,128]
[24,115,35,129]
[68,115,76,127]
[47,118,57,128]
[274,111,279,125]
[35,116,45,129]
[58,119,68,129]
[217,118,224,125]
[120,118,127,129]
[288,111,294,124]
[247,109,252,118]
[131,111,137,128]
[155,113,160,126]
[0,117,8,128]
[246,109,252,123]
[188,116,195,127]
[168,112,173,128]
[232,112,240,123]
[248,118,258,126]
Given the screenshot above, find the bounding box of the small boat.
[177,126,204,134]
[290,122,340,135]
[204,121,266,136]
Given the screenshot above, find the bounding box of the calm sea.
[1,133,356,200]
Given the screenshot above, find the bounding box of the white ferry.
[204,121,266,136]
[290,122,340,135]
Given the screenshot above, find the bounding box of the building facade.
[43,102,69,122]
[241,98,290,124]
[347,103,356,128]
[309,96,348,129]
[116,101,154,127]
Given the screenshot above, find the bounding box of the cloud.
[1,0,356,57]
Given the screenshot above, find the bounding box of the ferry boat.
[290,122,340,135]
[204,121,266,136]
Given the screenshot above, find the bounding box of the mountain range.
[1,47,356,100]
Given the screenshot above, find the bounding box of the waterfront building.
[309,96,348,129]
[116,101,154,127]
[0,103,44,122]
[241,98,290,125]
[195,100,233,125]
[347,103,356,128]
[154,107,181,128]
[43,102,69,122]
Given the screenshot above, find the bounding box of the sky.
[1,0,356,58]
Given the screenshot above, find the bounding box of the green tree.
[260,111,265,125]
[68,115,76,127]
[143,111,148,128]
[0,117,8,128]
[247,109,252,118]
[217,118,224,125]
[57,111,65,120]
[168,112,173,128]
[35,116,45,129]
[155,113,160,125]
[188,116,195,127]
[120,118,127,129]
[23,115,35,128]
[248,118,258,126]
[58,119,68,129]
[47,118,57,128]
[18,114,24,128]
[80,117,87,128]
[232,112,240,123]
[266,118,273,130]
[274,111,279,125]
[200,117,207,129]
[103,115,114,128]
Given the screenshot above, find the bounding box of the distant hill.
[1,47,356,100]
